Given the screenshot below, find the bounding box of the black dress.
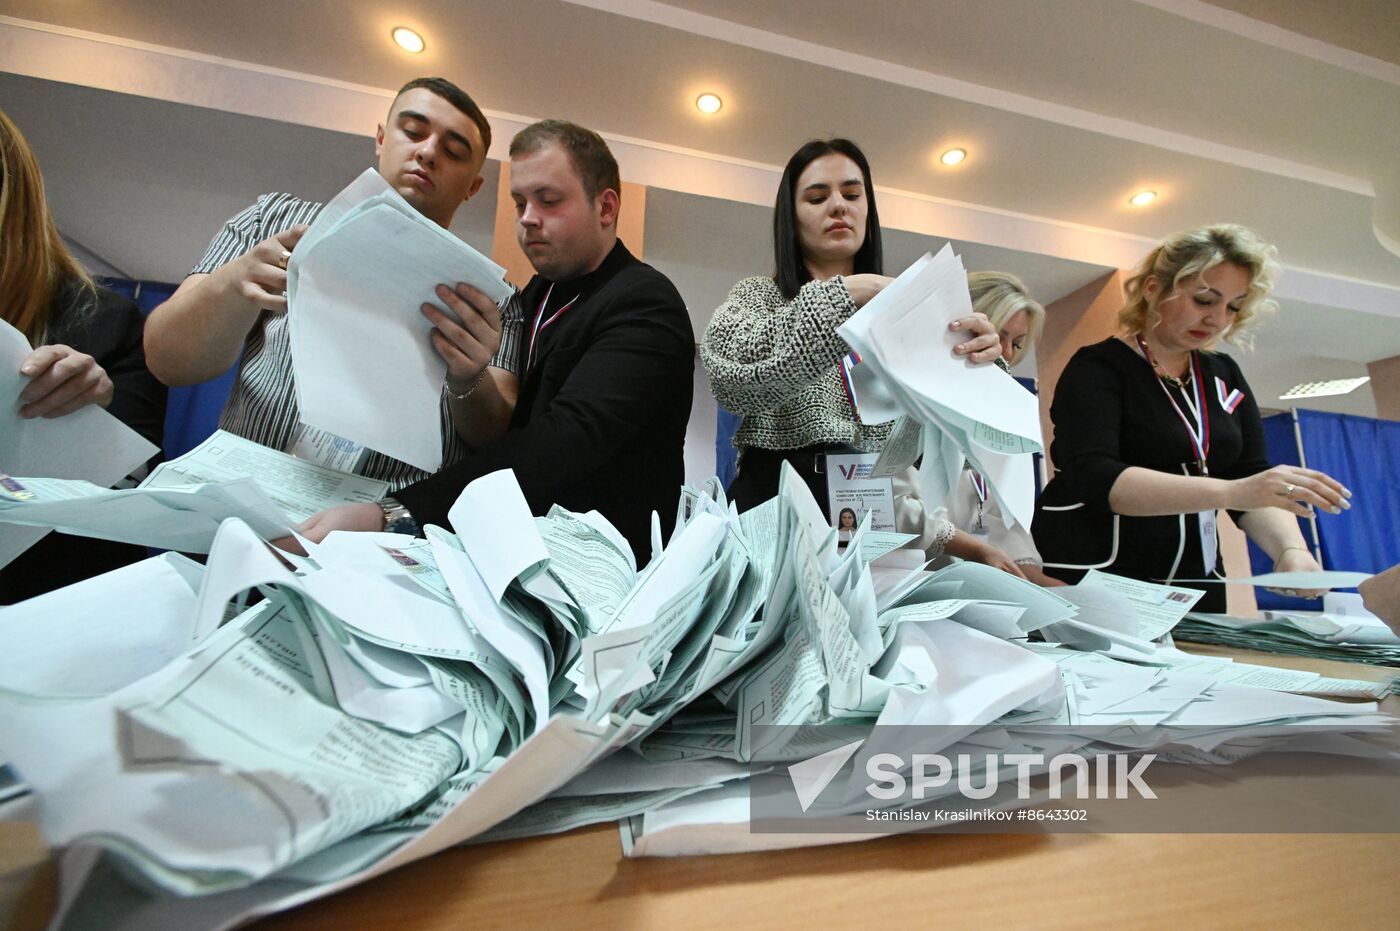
[1,282,167,604]
[1032,338,1270,612]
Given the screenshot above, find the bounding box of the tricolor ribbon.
[1215,376,1245,414]
[968,466,988,504]
[838,351,861,413]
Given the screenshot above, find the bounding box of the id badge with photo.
[825,452,896,532]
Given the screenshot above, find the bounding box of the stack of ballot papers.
[836,244,1042,530]
[1177,607,1400,669]
[0,431,391,553]
[287,169,514,473]
[1,465,1394,929]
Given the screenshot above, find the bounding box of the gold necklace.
[1155,365,1191,390]
[1135,334,1191,388]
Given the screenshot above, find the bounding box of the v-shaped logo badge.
[787,738,866,812]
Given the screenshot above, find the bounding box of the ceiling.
[1,0,1397,415]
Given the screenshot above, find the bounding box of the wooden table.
[4,647,1397,931]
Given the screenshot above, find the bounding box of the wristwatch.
[376,496,419,535]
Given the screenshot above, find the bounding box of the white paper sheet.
[142,430,388,523]
[288,170,512,472]
[836,246,1042,528]
[0,318,158,568]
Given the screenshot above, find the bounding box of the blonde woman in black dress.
[1032,225,1348,611]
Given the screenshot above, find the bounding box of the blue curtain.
[1251,409,1400,609]
[716,408,741,489]
[1291,409,1399,573]
[100,277,236,460]
[1251,413,1308,610]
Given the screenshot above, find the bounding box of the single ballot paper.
[0,319,158,568]
[825,453,896,533]
[142,430,389,523]
[1077,569,1204,640]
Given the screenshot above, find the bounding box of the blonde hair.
[1117,224,1278,349]
[0,108,93,344]
[969,270,1044,351]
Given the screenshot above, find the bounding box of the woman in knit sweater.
[700,138,1010,566]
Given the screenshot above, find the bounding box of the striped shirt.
[191,192,522,488]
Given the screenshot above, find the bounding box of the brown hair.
[510,119,621,203]
[395,76,492,156]
[0,108,93,343]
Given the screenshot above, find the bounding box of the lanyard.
[967,465,988,533]
[967,466,988,504]
[1136,334,1210,475]
[527,283,580,370]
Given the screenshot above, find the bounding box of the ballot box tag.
[0,474,33,501]
[1199,509,1218,577]
[287,425,370,473]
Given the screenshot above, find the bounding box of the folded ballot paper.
[287,168,514,473]
[0,319,159,568]
[2,465,1395,929]
[836,244,1042,530]
[0,430,388,553]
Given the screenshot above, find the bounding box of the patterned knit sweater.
[701,273,971,556]
[700,275,892,452]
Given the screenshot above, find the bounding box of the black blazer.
[396,241,695,565]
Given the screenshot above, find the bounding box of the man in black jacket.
[297,120,695,565]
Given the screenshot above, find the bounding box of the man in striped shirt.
[144,77,519,487]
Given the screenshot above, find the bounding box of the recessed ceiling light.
[392,27,425,54]
[1129,190,1157,207]
[695,93,723,114]
[940,148,967,166]
[1279,377,1370,400]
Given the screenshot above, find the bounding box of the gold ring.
[278,250,291,269]
[1282,482,1296,496]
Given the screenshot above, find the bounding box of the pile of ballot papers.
[1,461,1394,929]
[1,242,1393,929]
[1177,605,1400,670]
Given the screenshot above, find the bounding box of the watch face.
[382,505,418,536]
[377,498,415,535]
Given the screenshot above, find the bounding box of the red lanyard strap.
[1135,334,1210,475]
[527,283,580,369]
